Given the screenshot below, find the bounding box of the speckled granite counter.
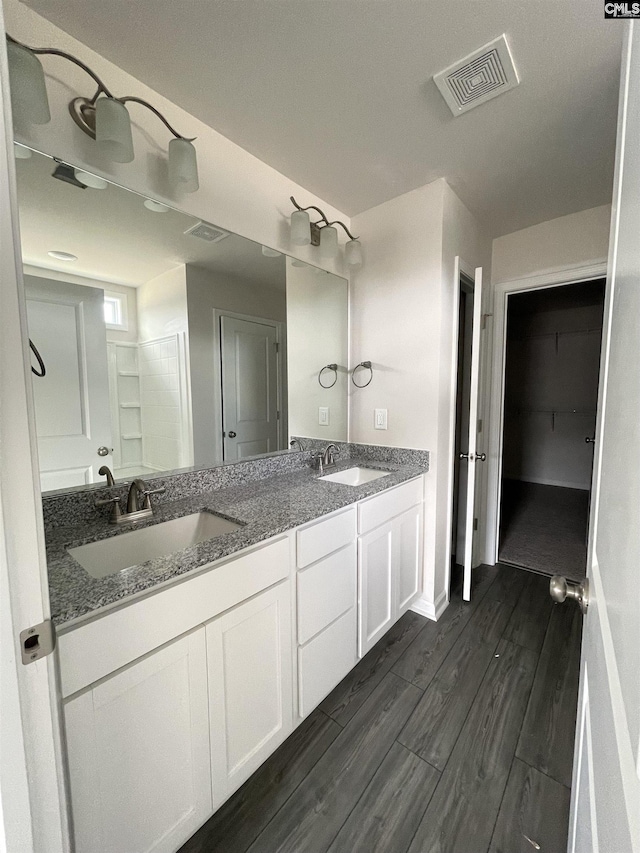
[46,455,428,628]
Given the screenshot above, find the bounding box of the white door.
[63,628,212,853]
[461,266,484,600]
[220,314,279,461]
[567,24,640,853]
[24,276,113,490]
[207,580,293,805]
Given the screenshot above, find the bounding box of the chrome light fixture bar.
[6,34,199,192]
[290,196,362,268]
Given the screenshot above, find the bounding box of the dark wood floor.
[179,564,582,853]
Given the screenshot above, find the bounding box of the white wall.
[4,0,350,278]
[185,263,286,467]
[350,179,491,614]
[137,265,187,342]
[286,260,348,442]
[491,204,611,283]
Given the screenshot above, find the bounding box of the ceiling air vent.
[184,221,229,242]
[433,34,519,116]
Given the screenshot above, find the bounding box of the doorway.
[498,279,605,580]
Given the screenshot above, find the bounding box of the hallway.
[179,564,582,853]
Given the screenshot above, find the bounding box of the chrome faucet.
[290,438,306,452]
[322,444,339,469]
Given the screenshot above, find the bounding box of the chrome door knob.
[459,452,469,460]
[585,437,595,444]
[550,575,590,614]
[97,446,113,457]
[476,452,487,462]
[228,431,237,438]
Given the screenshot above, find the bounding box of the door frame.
[213,309,286,462]
[483,260,608,566]
[443,256,476,602]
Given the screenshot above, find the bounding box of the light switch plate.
[374,408,388,430]
[318,407,330,426]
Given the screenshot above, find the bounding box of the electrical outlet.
[318,407,330,426]
[374,408,388,430]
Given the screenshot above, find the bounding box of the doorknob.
[476,452,486,462]
[585,436,595,444]
[228,431,237,438]
[459,452,486,461]
[549,575,590,614]
[97,446,113,457]
[459,452,469,460]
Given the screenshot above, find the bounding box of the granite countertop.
[48,459,427,628]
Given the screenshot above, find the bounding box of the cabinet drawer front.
[358,477,423,534]
[296,506,356,568]
[58,535,290,698]
[297,543,356,644]
[298,607,357,718]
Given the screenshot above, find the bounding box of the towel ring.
[318,363,338,388]
[352,361,373,388]
[30,339,46,378]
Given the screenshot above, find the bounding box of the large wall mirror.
[15,145,349,494]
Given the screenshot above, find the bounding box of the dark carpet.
[499,480,588,581]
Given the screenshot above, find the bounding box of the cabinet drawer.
[358,477,423,534]
[298,607,357,718]
[297,543,356,644]
[296,506,356,568]
[58,535,290,698]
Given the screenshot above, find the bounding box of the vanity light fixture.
[289,196,362,269]
[48,250,77,261]
[6,34,199,192]
[74,169,108,189]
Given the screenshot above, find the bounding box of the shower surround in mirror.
[15,147,348,493]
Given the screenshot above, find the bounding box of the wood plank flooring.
[179,565,581,853]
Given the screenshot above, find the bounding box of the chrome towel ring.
[318,363,338,388]
[351,360,373,388]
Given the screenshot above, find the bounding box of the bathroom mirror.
[15,145,348,493]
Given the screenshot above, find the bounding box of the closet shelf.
[121,433,143,440]
[119,402,141,409]
[506,408,596,416]
[511,327,602,341]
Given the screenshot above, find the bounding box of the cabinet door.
[64,628,211,853]
[358,520,394,657]
[396,503,423,615]
[207,580,293,804]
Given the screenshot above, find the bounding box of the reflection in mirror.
[15,146,348,493]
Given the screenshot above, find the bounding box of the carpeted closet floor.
[499,480,588,581]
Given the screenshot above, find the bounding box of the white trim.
[0,11,70,849]
[483,260,607,565]
[411,589,448,622]
[443,256,475,601]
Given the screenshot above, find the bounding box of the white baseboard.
[410,589,449,622]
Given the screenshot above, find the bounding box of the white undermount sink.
[68,512,241,579]
[319,466,391,486]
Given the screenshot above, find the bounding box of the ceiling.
[15,148,287,289]
[22,0,622,237]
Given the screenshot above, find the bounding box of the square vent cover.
[184,221,229,243]
[433,34,519,116]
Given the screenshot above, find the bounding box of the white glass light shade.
[319,225,338,259]
[7,42,51,126]
[345,239,363,268]
[143,199,170,213]
[14,143,32,159]
[291,258,308,268]
[95,97,134,163]
[168,138,199,193]
[262,246,282,257]
[290,210,311,246]
[74,169,108,189]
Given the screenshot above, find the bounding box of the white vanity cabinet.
[295,507,358,717]
[358,477,423,656]
[207,579,293,803]
[64,628,212,853]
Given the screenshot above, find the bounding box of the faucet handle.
[95,495,120,507]
[141,486,166,497]
[95,495,122,524]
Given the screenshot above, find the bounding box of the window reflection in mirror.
[15,146,348,494]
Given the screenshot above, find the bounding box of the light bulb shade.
[14,143,32,159]
[95,97,134,163]
[7,42,51,126]
[168,138,199,193]
[74,169,108,189]
[262,245,282,257]
[345,239,363,268]
[320,225,338,259]
[290,209,311,246]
